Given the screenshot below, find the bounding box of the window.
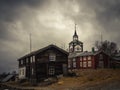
[99,54,103,60]
[19,67,26,79]
[80,57,82,61]
[73,58,76,62]
[19,70,21,75]
[73,62,76,68]
[20,60,23,64]
[33,56,35,62]
[31,68,34,75]
[80,62,82,67]
[30,56,33,63]
[73,37,78,41]
[88,61,92,67]
[68,60,71,68]
[83,57,86,61]
[49,66,55,75]
[73,58,76,68]
[99,61,104,68]
[83,61,87,67]
[49,53,56,61]
[26,58,29,63]
[22,69,24,75]
[88,56,91,60]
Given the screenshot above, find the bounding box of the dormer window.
[49,53,56,61]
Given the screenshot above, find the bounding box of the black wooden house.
[18,44,68,82]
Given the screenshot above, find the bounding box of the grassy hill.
[48,69,120,90]
[4,69,120,90]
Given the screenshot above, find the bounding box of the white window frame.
[21,60,23,65]
[68,60,71,68]
[49,66,55,75]
[73,58,76,68]
[83,61,87,67]
[88,56,91,60]
[19,67,26,79]
[33,56,35,62]
[49,53,56,61]
[80,57,82,61]
[80,62,82,67]
[83,57,86,61]
[88,61,92,67]
[30,56,33,63]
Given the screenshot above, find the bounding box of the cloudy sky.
[0,0,120,73]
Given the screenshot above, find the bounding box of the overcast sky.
[0,0,120,73]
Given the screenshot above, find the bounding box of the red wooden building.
[68,29,110,69]
[68,51,110,69]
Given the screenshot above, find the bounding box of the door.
[48,66,55,76]
[98,60,104,68]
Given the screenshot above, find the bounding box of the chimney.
[92,47,95,53]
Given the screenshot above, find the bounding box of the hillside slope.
[48,69,120,90]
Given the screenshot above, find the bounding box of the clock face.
[75,45,81,51]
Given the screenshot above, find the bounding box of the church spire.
[73,23,78,41]
[74,23,77,36]
[73,23,78,36]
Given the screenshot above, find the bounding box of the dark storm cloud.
[0,0,47,40]
[88,0,120,31]
[0,0,120,73]
[0,0,48,73]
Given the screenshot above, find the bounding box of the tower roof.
[73,24,78,37]
[74,30,77,36]
[73,30,78,38]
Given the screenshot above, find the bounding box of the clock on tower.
[69,24,83,53]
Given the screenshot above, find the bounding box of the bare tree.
[95,40,118,56]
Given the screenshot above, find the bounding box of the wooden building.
[68,51,110,69]
[68,29,110,69]
[18,44,68,82]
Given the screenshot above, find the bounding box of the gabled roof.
[69,40,83,45]
[69,51,94,58]
[73,30,78,37]
[18,44,68,60]
[69,50,109,58]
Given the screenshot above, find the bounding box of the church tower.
[69,24,83,53]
